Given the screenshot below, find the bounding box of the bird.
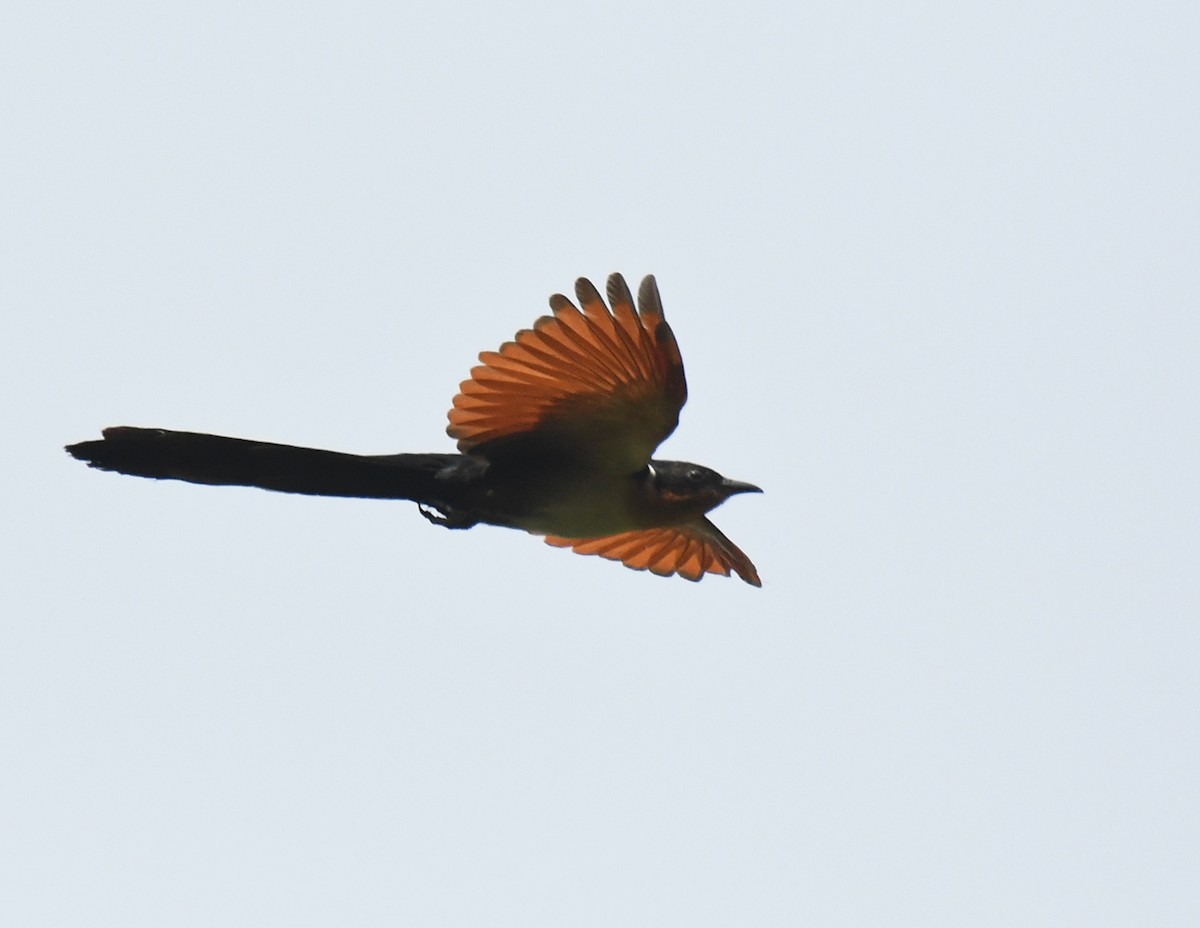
[65,274,763,585]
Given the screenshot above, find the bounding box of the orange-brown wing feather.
[447,274,687,473]
[544,517,762,586]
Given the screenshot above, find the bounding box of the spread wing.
[447,274,687,473]
[544,517,762,586]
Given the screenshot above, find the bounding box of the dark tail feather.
[65,427,460,501]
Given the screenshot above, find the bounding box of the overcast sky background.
[4,1,1198,925]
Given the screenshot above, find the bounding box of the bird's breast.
[485,471,647,538]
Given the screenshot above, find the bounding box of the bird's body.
[67,274,762,585]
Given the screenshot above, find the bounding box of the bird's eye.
[688,468,704,482]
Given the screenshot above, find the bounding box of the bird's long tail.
[65,427,460,501]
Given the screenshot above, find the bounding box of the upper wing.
[447,274,687,473]
[544,517,762,586]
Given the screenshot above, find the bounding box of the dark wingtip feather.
[548,293,576,313]
[605,273,633,311]
[637,275,663,318]
[574,277,604,309]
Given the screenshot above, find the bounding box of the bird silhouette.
[66,274,762,585]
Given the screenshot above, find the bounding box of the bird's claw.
[418,502,478,529]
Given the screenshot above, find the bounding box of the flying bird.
[66,274,762,585]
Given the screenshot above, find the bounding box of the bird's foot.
[418,502,478,530]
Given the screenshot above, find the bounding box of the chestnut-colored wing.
[544,517,762,586]
[447,274,687,474]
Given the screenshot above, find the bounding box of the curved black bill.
[721,478,762,496]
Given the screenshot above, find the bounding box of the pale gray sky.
[4,1,1198,925]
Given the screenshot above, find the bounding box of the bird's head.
[641,460,762,520]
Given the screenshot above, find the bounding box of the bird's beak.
[720,478,762,497]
